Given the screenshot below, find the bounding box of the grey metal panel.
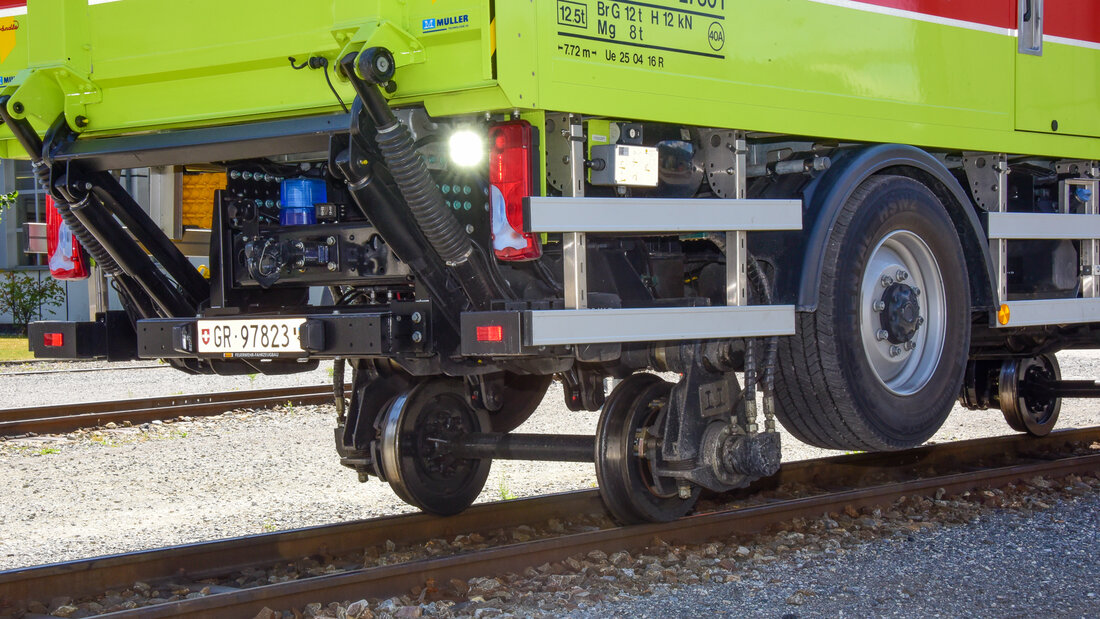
[987,213,1100,240]
[524,197,802,234]
[1002,298,1100,327]
[527,306,796,346]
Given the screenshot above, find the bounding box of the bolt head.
[326,236,337,246]
[904,341,916,351]
[896,269,909,281]
[876,329,889,341]
[917,316,925,326]
[881,275,894,288]
[411,311,422,324]
[327,262,338,271]
[889,345,901,358]
[873,300,886,312]
[913,288,921,297]
[411,331,423,343]
[678,484,692,500]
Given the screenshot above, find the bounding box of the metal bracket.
[4,67,101,134]
[563,115,587,309]
[337,20,426,85]
[1065,178,1100,297]
[984,154,1010,313]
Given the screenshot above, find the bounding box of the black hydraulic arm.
[338,50,514,312]
[0,99,197,318]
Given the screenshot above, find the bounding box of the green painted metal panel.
[0,0,1096,161]
[1016,41,1100,138]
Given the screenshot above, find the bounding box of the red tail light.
[44,333,64,347]
[489,121,541,261]
[46,195,91,281]
[476,325,504,342]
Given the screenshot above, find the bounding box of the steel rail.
[0,385,340,436]
[2,427,1097,617]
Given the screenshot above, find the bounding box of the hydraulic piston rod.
[448,433,595,462]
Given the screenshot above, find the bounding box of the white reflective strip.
[1001,298,1100,328]
[1045,34,1100,52]
[527,306,796,346]
[0,6,25,17]
[805,0,1017,37]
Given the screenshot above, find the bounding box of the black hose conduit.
[32,161,123,276]
[340,50,511,311]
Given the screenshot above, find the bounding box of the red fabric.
[0,1,25,10]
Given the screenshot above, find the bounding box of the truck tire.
[775,175,970,450]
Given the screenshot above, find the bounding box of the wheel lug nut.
[913,287,921,297]
[917,316,925,326]
[873,300,886,312]
[896,269,909,281]
[889,345,901,357]
[881,275,894,287]
[904,341,916,351]
[876,329,889,341]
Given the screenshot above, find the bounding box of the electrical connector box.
[590,144,659,187]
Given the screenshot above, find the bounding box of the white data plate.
[197,318,307,355]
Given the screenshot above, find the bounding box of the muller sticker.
[422,13,470,33]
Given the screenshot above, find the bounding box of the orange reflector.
[997,304,1011,326]
[44,333,64,347]
[476,325,504,342]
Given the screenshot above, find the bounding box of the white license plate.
[197,318,307,355]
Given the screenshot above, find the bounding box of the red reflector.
[44,333,64,347]
[476,325,504,342]
[489,120,541,262]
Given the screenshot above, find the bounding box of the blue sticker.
[423,14,469,33]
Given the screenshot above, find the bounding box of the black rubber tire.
[595,373,700,524]
[775,175,971,451]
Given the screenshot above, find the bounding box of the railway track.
[2,427,1097,618]
[0,385,341,437]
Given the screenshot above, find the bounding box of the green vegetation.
[0,336,33,361]
[35,447,59,455]
[0,272,66,334]
[498,474,517,501]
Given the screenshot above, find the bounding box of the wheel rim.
[595,374,699,524]
[379,379,491,516]
[1000,354,1061,437]
[859,229,948,396]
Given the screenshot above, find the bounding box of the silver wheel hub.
[860,230,947,396]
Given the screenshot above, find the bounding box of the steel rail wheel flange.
[1000,354,1062,437]
[595,373,700,524]
[379,378,492,515]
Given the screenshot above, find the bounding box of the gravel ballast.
[2,352,1100,616]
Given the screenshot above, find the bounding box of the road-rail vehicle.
[2,0,1099,522]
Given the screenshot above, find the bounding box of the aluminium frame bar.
[526,306,796,347]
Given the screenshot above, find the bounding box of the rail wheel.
[1000,354,1061,437]
[776,175,971,450]
[483,372,554,433]
[379,378,491,516]
[595,373,700,524]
